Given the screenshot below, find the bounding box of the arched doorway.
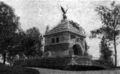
[72,44,82,56]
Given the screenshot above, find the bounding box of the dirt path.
[30,67,120,74]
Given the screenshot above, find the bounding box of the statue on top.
[61,6,69,19]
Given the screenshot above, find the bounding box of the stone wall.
[68,33,86,54]
[45,32,70,45]
[44,43,70,57]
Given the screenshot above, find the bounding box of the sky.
[0,0,120,65]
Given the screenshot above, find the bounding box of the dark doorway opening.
[73,44,82,55]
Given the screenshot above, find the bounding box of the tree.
[99,36,113,62]
[6,31,25,65]
[22,27,43,58]
[90,1,120,67]
[0,2,21,64]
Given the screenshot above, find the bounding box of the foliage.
[99,36,113,63]
[14,57,72,69]
[5,23,43,65]
[14,57,107,70]
[0,65,39,74]
[0,1,21,64]
[0,2,43,65]
[90,1,120,67]
[6,31,26,65]
[22,27,43,57]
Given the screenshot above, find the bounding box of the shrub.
[14,57,72,69]
[0,65,39,74]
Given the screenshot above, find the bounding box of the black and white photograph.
[0,0,120,74]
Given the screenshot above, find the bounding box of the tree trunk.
[3,53,6,65]
[113,35,117,67]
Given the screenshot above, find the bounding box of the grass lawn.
[32,67,120,74]
[0,65,39,74]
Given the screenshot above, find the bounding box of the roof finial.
[45,25,49,34]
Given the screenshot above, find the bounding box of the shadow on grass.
[0,65,40,74]
[27,65,106,71]
[62,65,106,71]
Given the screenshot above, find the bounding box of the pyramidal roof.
[45,19,86,37]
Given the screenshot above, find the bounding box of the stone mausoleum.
[42,18,107,69]
[41,7,108,70]
[44,19,88,58]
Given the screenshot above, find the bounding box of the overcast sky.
[1,0,120,65]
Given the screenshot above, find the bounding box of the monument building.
[44,19,88,57]
[43,6,89,58]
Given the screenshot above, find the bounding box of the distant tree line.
[0,2,43,65]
